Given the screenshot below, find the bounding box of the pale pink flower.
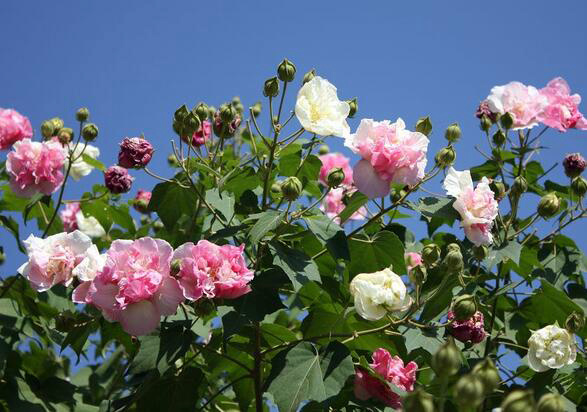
[6,138,65,197]
[172,240,253,301]
[320,187,366,224]
[538,77,587,132]
[74,237,183,336]
[17,230,102,292]
[371,348,418,392]
[405,252,422,272]
[0,108,33,150]
[61,202,81,232]
[486,81,548,129]
[448,310,487,344]
[318,153,353,187]
[345,118,429,198]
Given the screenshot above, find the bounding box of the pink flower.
[61,202,81,232]
[371,348,418,392]
[0,108,33,150]
[318,153,353,187]
[448,310,487,344]
[133,190,152,213]
[354,368,402,409]
[173,240,253,301]
[345,118,429,199]
[563,153,586,178]
[538,77,587,132]
[405,252,422,272]
[6,138,65,197]
[486,81,548,129]
[475,100,498,122]
[443,167,498,246]
[104,165,133,194]
[320,187,366,224]
[183,120,211,147]
[17,230,102,292]
[75,237,183,336]
[118,137,154,169]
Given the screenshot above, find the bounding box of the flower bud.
[194,102,209,122]
[153,220,164,232]
[409,264,427,286]
[492,129,506,146]
[453,374,485,409]
[140,215,150,225]
[318,144,329,155]
[57,127,74,145]
[193,298,216,317]
[118,137,154,169]
[327,168,345,188]
[480,114,492,132]
[207,106,216,119]
[501,390,535,412]
[50,117,64,133]
[170,259,181,276]
[537,393,565,412]
[432,337,461,377]
[445,123,461,143]
[184,111,201,136]
[500,112,514,130]
[302,68,316,84]
[444,243,464,273]
[563,153,586,178]
[174,104,190,122]
[76,107,90,122]
[251,101,262,117]
[41,120,55,139]
[281,176,303,201]
[422,243,441,267]
[232,101,244,114]
[452,294,477,321]
[82,123,99,141]
[511,176,528,196]
[347,97,358,118]
[104,165,133,194]
[415,116,432,136]
[571,176,587,197]
[219,103,236,123]
[473,245,488,261]
[537,192,560,219]
[490,181,507,201]
[402,389,435,412]
[263,76,280,98]
[270,182,282,195]
[277,58,296,82]
[435,146,456,168]
[167,154,180,167]
[565,311,585,334]
[472,358,500,395]
[133,190,151,214]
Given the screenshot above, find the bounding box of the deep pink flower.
[118,137,154,169]
[345,118,429,199]
[74,237,183,336]
[475,100,498,122]
[320,187,366,224]
[6,138,65,197]
[354,368,402,409]
[173,240,253,301]
[318,153,353,187]
[183,120,211,147]
[213,111,241,137]
[371,348,418,392]
[104,165,133,194]
[486,81,548,129]
[538,77,587,132]
[61,202,81,232]
[448,310,487,344]
[563,153,586,178]
[0,108,33,150]
[133,190,152,213]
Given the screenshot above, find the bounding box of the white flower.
[527,324,576,372]
[349,268,411,321]
[66,143,100,180]
[76,211,106,238]
[72,244,106,282]
[294,76,350,137]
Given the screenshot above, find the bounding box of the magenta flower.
[104,165,133,194]
[486,81,548,129]
[118,137,154,169]
[183,120,211,147]
[318,153,354,187]
[538,77,587,132]
[0,108,33,150]
[6,138,65,197]
[61,202,82,232]
[172,240,254,301]
[563,153,586,178]
[354,368,402,409]
[448,310,487,344]
[133,190,152,213]
[475,100,498,122]
[74,237,184,336]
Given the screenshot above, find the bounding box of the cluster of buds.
[41,108,97,145]
[421,243,441,267]
[563,153,587,197]
[213,102,242,139]
[173,104,201,140]
[443,243,464,274]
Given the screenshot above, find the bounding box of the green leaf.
[270,241,321,290]
[470,160,500,181]
[415,196,459,224]
[320,341,354,399]
[111,203,135,233]
[248,210,283,243]
[206,188,235,223]
[81,200,113,232]
[338,191,368,224]
[223,166,260,198]
[348,231,406,276]
[0,215,25,252]
[485,242,523,268]
[304,215,350,260]
[23,193,44,222]
[61,320,97,358]
[148,181,198,230]
[81,154,105,171]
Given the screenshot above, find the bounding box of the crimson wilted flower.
[448,310,487,344]
[104,165,133,194]
[118,137,154,169]
[563,153,586,178]
[475,100,498,122]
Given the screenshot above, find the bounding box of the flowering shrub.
[0,60,586,411]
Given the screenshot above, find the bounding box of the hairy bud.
[327,168,345,188]
[219,103,236,123]
[453,374,485,409]
[174,104,190,123]
[490,181,507,201]
[435,146,456,168]
[194,102,209,122]
[501,390,536,412]
[402,388,435,412]
[444,243,464,273]
[537,192,560,219]
[50,117,64,133]
[302,68,316,85]
[422,243,441,267]
[318,144,329,155]
[58,127,74,145]
[82,123,99,142]
[565,311,585,334]
[415,116,432,136]
[500,112,514,130]
[277,58,296,82]
[281,176,302,201]
[537,393,565,412]
[445,123,461,143]
[347,97,358,118]
[572,176,587,197]
[492,129,506,146]
[452,294,477,321]
[251,101,262,118]
[480,114,492,132]
[41,120,55,139]
[76,107,90,122]
[511,176,528,196]
[263,76,280,98]
[432,337,461,377]
[472,358,500,395]
[473,245,488,261]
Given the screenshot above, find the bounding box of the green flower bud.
[402,388,435,412]
[511,176,529,196]
[409,264,427,286]
[302,68,316,84]
[537,192,560,219]
[81,123,99,142]
[232,101,244,114]
[472,358,500,395]
[76,107,90,122]
[50,117,64,133]
[207,106,217,119]
[473,245,488,261]
[219,103,236,123]
[444,243,464,273]
[251,101,262,118]
[480,115,492,132]
[500,112,514,130]
[170,259,181,276]
[318,144,329,155]
[571,176,587,197]
[270,182,282,195]
[277,58,296,82]
[281,176,303,201]
[167,154,179,167]
[492,129,506,146]
[537,393,565,412]
[41,120,56,139]
[193,298,216,317]
[432,337,461,377]
[452,294,477,321]
[153,220,164,232]
[490,181,507,201]
[415,116,432,136]
[445,123,461,143]
[347,97,358,118]
[172,118,183,136]
[184,111,201,136]
[565,311,585,334]
[57,127,74,145]
[453,374,485,409]
[435,146,456,168]
[327,168,345,188]
[194,102,209,122]
[263,76,280,98]
[501,390,536,412]
[422,243,441,267]
[174,104,190,122]
[140,215,150,225]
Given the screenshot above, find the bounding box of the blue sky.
[1,0,587,274]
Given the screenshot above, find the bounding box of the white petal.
[443,167,473,198]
